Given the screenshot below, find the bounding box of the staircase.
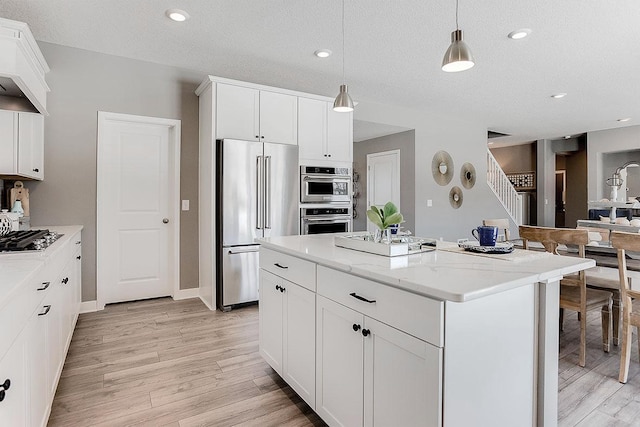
[486,149,523,225]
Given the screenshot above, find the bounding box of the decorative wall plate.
[449,186,463,209]
[432,150,454,186]
[460,162,476,189]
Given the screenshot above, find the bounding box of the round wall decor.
[460,162,476,189]
[432,150,454,186]
[449,186,463,209]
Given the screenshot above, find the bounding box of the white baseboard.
[173,287,200,300]
[80,300,98,313]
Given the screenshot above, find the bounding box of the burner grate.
[0,229,49,251]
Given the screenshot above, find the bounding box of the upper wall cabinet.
[0,110,44,180]
[298,98,353,164]
[0,18,50,115]
[215,83,298,145]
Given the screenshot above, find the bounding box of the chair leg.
[619,313,632,383]
[612,297,620,346]
[580,309,587,367]
[601,303,611,353]
[559,308,565,332]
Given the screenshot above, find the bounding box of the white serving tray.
[334,234,436,257]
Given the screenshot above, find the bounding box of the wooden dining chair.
[483,218,511,242]
[519,225,613,367]
[610,231,640,383]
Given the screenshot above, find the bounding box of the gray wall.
[490,143,536,174]
[25,42,202,302]
[353,100,510,242]
[602,150,640,201]
[353,130,415,232]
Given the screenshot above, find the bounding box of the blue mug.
[472,226,498,247]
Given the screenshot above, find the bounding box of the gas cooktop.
[0,229,63,252]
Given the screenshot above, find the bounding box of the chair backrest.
[519,225,588,257]
[610,231,640,301]
[483,218,510,241]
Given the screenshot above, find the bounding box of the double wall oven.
[300,165,352,235]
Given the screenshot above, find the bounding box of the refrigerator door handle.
[265,156,272,229]
[256,156,264,229]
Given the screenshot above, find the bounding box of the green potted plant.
[366,202,404,243]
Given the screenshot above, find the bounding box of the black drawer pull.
[352,323,361,332]
[38,305,51,316]
[362,329,371,337]
[77,255,82,260]
[350,292,376,304]
[37,281,50,291]
[75,241,81,245]
[0,379,11,402]
[274,263,288,269]
[62,277,69,284]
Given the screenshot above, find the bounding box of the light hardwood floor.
[50,297,640,426]
[49,297,325,427]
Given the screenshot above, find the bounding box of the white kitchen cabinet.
[316,295,364,427]
[260,270,316,408]
[215,83,298,145]
[298,99,353,164]
[18,112,45,180]
[315,295,441,427]
[28,302,50,427]
[0,109,44,180]
[363,317,441,427]
[0,326,28,425]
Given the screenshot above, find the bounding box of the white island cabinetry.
[259,233,596,426]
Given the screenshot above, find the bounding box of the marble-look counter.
[258,233,595,302]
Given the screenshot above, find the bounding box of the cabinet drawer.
[260,248,316,291]
[317,266,443,346]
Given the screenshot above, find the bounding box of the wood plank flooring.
[50,297,640,426]
[49,298,325,427]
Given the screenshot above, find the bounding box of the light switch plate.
[182,200,189,211]
[427,199,433,207]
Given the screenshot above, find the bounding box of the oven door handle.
[302,176,351,181]
[303,217,351,222]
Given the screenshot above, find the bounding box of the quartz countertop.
[258,234,596,302]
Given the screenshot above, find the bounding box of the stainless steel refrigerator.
[216,139,299,310]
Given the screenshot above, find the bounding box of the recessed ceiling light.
[488,142,494,145]
[165,9,190,22]
[617,118,631,122]
[564,135,571,139]
[551,93,567,99]
[508,29,532,40]
[314,49,332,58]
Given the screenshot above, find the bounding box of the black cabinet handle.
[279,286,285,293]
[33,168,39,172]
[362,329,371,337]
[0,379,11,402]
[62,277,69,284]
[352,323,361,332]
[350,292,376,304]
[76,255,82,260]
[261,136,264,139]
[255,135,259,139]
[274,263,288,270]
[37,281,50,291]
[75,241,81,245]
[275,285,281,291]
[38,305,51,316]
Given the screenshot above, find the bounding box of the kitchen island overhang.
[257,234,594,427]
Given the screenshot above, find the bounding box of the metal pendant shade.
[442,29,475,72]
[442,0,475,73]
[333,0,354,112]
[333,84,354,112]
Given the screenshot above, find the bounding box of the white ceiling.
[2,0,639,144]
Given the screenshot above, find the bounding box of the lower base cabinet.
[259,270,316,408]
[316,296,442,427]
[0,229,82,426]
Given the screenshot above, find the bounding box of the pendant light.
[333,0,354,112]
[442,0,475,72]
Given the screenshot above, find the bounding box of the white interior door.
[366,150,400,232]
[97,112,180,308]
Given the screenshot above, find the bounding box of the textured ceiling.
[1,0,639,144]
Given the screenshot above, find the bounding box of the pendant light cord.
[341,0,346,85]
[455,0,459,30]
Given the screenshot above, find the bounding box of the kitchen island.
[258,234,595,427]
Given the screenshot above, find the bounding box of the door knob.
[163,218,169,224]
